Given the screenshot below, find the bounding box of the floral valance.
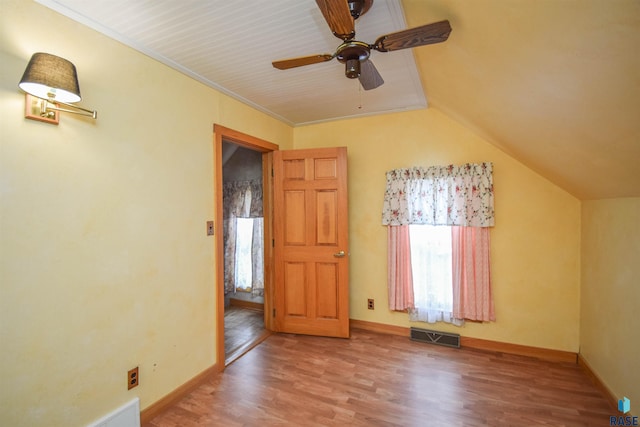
[223,180,263,219]
[381,163,494,227]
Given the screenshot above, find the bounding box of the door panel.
[284,191,306,245]
[274,147,349,338]
[316,190,338,245]
[284,262,306,316]
[316,262,338,319]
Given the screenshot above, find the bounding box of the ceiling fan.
[272,0,452,90]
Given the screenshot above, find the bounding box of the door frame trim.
[213,124,278,370]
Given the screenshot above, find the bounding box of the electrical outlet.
[206,220,214,236]
[367,299,375,310]
[128,367,139,390]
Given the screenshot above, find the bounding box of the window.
[223,179,265,297]
[233,217,264,293]
[382,163,496,324]
[234,218,255,292]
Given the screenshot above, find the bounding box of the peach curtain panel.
[452,226,495,322]
[387,225,414,311]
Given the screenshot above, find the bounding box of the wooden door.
[273,147,349,338]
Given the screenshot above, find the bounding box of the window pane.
[409,225,453,320]
[234,218,254,291]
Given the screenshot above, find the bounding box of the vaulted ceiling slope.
[402,0,640,200]
[38,0,640,200]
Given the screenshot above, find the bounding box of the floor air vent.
[410,327,460,348]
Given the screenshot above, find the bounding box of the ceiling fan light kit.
[345,59,360,79]
[336,40,370,78]
[272,0,451,91]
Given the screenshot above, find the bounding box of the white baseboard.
[86,397,140,427]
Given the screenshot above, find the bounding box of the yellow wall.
[3,1,627,426]
[580,197,640,410]
[0,1,292,426]
[293,108,582,351]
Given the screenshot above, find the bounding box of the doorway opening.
[222,141,266,362]
[214,125,278,368]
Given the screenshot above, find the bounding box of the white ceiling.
[36,0,640,199]
[37,0,428,126]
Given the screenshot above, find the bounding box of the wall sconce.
[19,52,97,124]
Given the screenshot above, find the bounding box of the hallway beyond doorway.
[224,305,269,365]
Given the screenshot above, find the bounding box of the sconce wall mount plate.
[24,94,59,125]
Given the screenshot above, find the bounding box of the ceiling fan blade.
[373,20,452,52]
[316,0,355,40]
[359,59,384,90]
[272,54,334,70]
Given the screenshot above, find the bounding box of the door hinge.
[271,168,274,177]
[273,308,276,317]
[272,239,275,247]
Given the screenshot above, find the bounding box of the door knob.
[333,250,346,258]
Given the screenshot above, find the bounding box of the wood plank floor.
[224,306,265,358]
[145,329,615,426]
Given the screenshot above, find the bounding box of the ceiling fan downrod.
[348,0,366,19]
